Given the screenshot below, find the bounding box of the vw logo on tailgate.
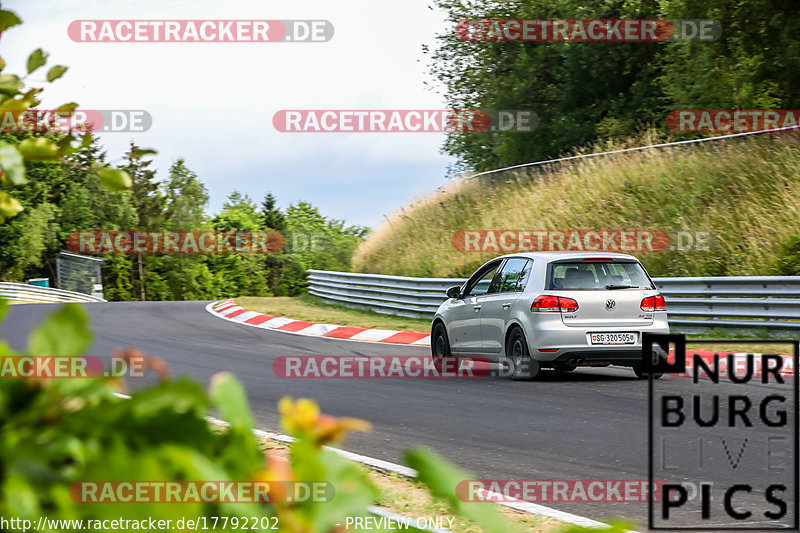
[605,298,616,310]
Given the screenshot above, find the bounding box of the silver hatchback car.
[431,252,670,380]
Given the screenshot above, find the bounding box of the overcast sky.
[1,0,456,228]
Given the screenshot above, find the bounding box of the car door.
[479,258,532,356]
[447,260,502,354]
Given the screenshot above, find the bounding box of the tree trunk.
[137,253,146,301]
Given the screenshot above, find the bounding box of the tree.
[427,0,665,172]
[658,0,800,110]
[284,201,368,272]
[124,142,164,231]
[426,0,800,173]
[122,142,165,300]
[160,159,210,300]
[260,192,285,231]
[164,159,209,231]
[210,191,270,297]
[215,190,261,231]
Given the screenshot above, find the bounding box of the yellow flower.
[278,397,371,445]
[279,397,320,434]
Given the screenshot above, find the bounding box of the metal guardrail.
[0,282,106,304]
[655,276,800,331]
[307,270,800,332]
[307,270,466,318]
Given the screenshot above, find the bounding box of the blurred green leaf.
[0,340,13,357]
[96,167,132,191]
[26,48,47,74]
[0,142,25,184]
[312,451,378,532]
[2,475,40,519]
[0,191,23,221]
[55,102,79,112]
[0,97,31,111]
[28,303,91,357]
[405,447,508,532]
[79,132,93,149]
[554,521,633,533]
[18,137,59,160]
[46,65,67,82]
[0,297,8,321]
[131,148,157,158]
[209,372,254,429]
[0,74,22,95]
[0,9,22,32]
[56,134,76,156]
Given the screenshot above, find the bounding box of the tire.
[553,363,576,372]
[632,363,663,379]
[506,327,540,380]
[431,322,451,372]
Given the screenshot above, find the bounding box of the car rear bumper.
[523,315,670,363]
[548,349,642,366]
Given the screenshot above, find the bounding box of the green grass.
[236,294,431,332]
[352,131,800,279]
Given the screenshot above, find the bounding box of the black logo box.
[645,334,799,531]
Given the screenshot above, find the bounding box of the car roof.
[491,251,641,262]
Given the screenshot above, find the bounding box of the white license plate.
[590,333,636,345]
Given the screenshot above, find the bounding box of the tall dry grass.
[353,130,800,278]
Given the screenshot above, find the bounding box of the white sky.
[1,0,456,228]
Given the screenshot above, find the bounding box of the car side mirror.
[446,285,462,299]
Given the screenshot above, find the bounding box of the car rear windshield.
[547,261,655,290]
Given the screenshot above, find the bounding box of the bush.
[777,234,800,275]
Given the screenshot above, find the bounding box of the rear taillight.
[641,294,667,312]
[531,295,579,313]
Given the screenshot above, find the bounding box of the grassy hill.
[353,131,800,278]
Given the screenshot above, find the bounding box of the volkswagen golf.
[431,252,670,380]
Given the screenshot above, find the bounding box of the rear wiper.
[605,284,640,290]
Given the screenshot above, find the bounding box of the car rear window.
[547,261,655,290]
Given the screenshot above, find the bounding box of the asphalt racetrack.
[3,301,796,529]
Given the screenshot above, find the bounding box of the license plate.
[590,332,636,345]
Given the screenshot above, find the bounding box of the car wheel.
[431,322,451,372]
[553,363,576,372]
[506,327,540,381]
[632,363,663,379]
